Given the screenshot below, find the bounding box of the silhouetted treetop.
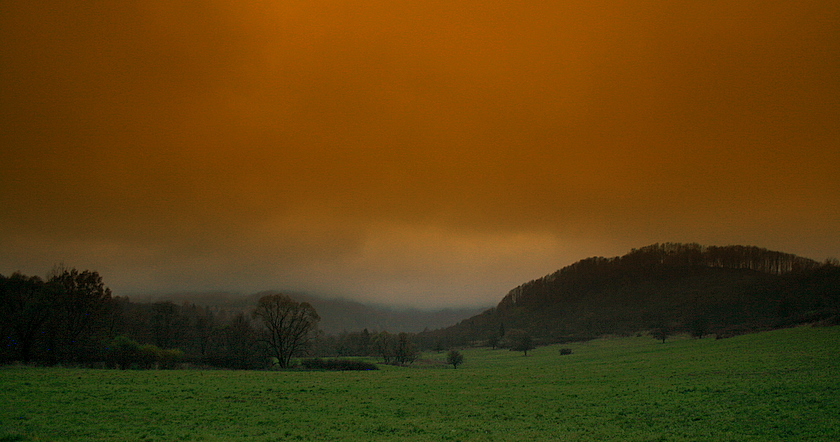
[498,243,825,311]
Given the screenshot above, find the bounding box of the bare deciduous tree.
[252,293,320,368]
[394,332,418,365]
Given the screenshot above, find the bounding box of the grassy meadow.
[2,325,838,441]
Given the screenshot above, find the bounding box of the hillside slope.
[424,243,840,345]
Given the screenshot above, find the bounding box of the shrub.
[506,331,535,356]
[138,344,161,369]
[108,336,140,370]
[158,348,184,369]
[446,350,464,369]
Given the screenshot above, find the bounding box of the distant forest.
[1,269,424,369]
[421,243,840,347]
[4,243,838,368]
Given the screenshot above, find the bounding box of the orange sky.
[2,1,838,307]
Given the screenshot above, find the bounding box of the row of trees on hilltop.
[424,244,840,346]
[499,243,828,310]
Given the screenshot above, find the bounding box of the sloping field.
[2,325,838,441]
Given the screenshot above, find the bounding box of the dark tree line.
[2,270,425,369]
[1,271,319,369]
[1,268,114,365]
[111,299,267,369]
[422,243,840,346]
[498,243,827,311]
[0,267,259,367]
[310,329,419,365]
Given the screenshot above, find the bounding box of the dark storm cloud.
[2,1,838,306]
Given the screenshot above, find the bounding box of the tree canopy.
[252,293,320,368]
[420,243,840,347]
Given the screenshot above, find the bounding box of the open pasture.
[2,326,838,441]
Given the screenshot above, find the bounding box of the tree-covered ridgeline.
[422,243,840,346]
[499,243,828,310]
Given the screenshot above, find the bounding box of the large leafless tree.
[252,293,320,368]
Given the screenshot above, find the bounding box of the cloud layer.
[2,1,838,307]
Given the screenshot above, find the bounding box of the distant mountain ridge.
[147,290,487,335]
[423,243,840,345]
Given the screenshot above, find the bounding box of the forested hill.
[423,243,840,346]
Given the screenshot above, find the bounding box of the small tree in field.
[394,332,418,365]
[373,331,393,364]
[447,350,464,369]
[510,333,535,356]
[652,320,671,344]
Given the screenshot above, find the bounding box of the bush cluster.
[107,336,183,369]
[300,358,378,371]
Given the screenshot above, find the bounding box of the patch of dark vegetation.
[410,358,447,368]
[300,358,378,371]
[419,243,840,348]
[559,348,572,355]
[446,350,464,369]
[813,315,840,327]
[4,243,837,369]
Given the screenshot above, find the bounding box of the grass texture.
[2,325,838,441]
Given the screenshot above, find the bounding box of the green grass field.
[2,325,838,441]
